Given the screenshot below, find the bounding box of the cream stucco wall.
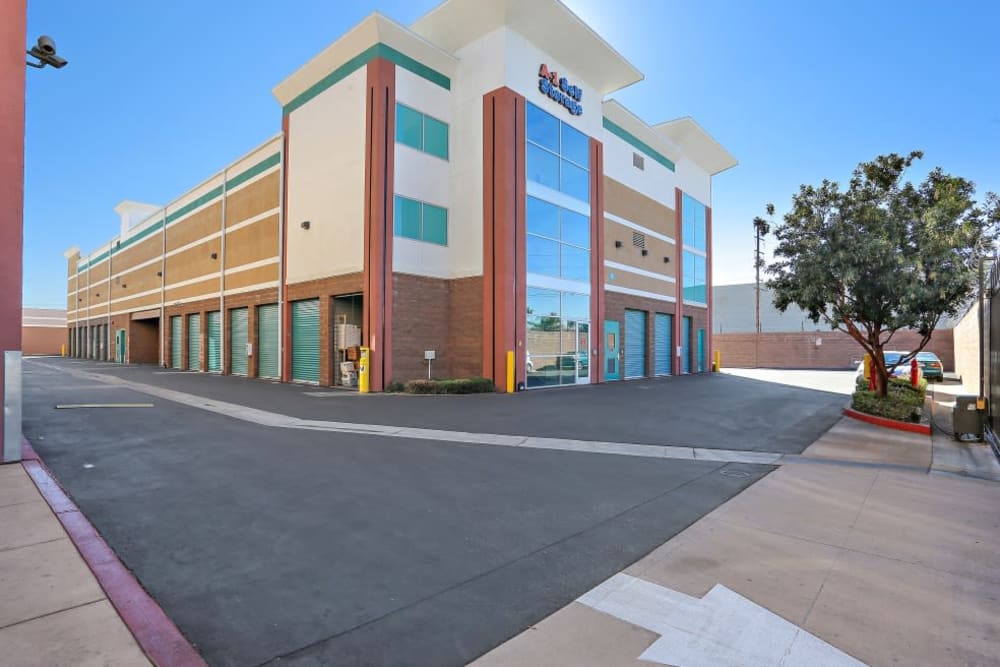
[286,67,367,284]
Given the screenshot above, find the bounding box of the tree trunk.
[872,344,890,398]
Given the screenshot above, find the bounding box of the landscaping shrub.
[851,376,927,422]
[403,377,496,395]
[385,380,405,393]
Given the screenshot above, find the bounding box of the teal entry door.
[604,320,621,381]
[115,329,126,364]
[697,328,706,372]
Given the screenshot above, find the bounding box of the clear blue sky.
[24,0,1000,307]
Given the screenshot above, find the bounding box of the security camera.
[37,36,56,55]
[26,35,68,69]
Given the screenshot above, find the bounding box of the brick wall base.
[716,329,955,371]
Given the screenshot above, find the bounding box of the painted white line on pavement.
[27,360,786,465]
[578,573,867,666]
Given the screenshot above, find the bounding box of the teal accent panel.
[170,316,182,369]
[283,43,450,116]
[423,115,449,159]
[229,308,248,376]
[604,320,621,381]
[697,328,706,373]
[624,309,647,379]
[206,310,221,373]
[187,313,202,371]
[257,303,279,379]
[77,152,280,272]
[602,117,676,172]
[422,204,448,245]
[654,313,673,376]
[291,299,320,383]
[682,316,692,374]
[225,152,281,191]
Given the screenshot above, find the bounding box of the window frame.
[394,102,449,161]
[526,102,590,202]
[393,194,449,246]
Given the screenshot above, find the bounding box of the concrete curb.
[20,439,206,667]
[842,407,931,436]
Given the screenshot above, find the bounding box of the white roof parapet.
[411,0,643,96]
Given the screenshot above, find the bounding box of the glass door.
[574,320,590,384]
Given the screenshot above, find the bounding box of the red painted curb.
[843,407,932,435]
[20,439,206,667]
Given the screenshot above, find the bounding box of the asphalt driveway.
[21,358,845,665]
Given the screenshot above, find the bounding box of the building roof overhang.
[411,0,643,96]
[653,117,738,176]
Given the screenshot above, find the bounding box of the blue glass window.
[682,193,707,252]
[526,102,590,202]
[561,245,590,282]
[527,144,559,191]
[527,103,560,153]
[527,235,560,277]
[683,251,707,303]
[560,209,590,248]
[527,196,559,239]
[560,160,589,202]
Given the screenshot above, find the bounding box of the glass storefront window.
[527,103,560,153]
[526,102,590,202]
[526,288,591,389]
[527,144,560,191]
[560,122,589,167]
[527,235,560,277]
[561,245,590,282]
[560,209,590,248]
[527,194,559,239]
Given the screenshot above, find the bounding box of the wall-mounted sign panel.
[538,64,583,116]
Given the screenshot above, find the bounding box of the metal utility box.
[953,396,984,440]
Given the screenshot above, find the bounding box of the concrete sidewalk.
[474,417,1000,666]
[0,461,150,666]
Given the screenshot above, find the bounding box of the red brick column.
[589,138,606,383]
[482,87,527,392]
[706,204,713,370]
[674,188,684,374]
[1,0,27,460]
[362,57,395,392]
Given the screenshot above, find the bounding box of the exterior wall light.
[641,249,649,256]
[663,256,670,263]
[301,220,311,230]
[156,271,162,277]
[614,240,623,248]
[210,252,218,260]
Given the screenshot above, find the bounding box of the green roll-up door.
[682,316,692,374]
[171,316,183,369]
[624,309,646,379]
[230,308,248,376]
[257,303,279,379]
[291,299,320,383]
[187,313,202,371]
[654,313,673,376]
[206,311,221,373]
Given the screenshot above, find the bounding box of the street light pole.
[752,204,773,368]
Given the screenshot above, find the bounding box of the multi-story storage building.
[64,0,736,391]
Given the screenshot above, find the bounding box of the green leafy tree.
[768,151,1000,396]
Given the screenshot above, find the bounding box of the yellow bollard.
[358,346,370,394]
[863,353,871,380]
[61,344,66,357]
[713,350,721,372]
[506,350,515,393]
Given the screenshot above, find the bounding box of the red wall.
[0,0,26,457]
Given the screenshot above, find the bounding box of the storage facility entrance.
[187,313,202,371]
[170,316,182,369]
[230,307,248,376]
[206,310,221,373]
[257,304,279,379]
[332,294,362,388]
[654,313,673,376]
[291,299,320,383]
[624,309,647,379]
[682,316,692,373]
[129,311,160,364]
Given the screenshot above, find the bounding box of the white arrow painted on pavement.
[578,573,866,667]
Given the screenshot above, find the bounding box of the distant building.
[23,308,66,355]
[712,283,955,370]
